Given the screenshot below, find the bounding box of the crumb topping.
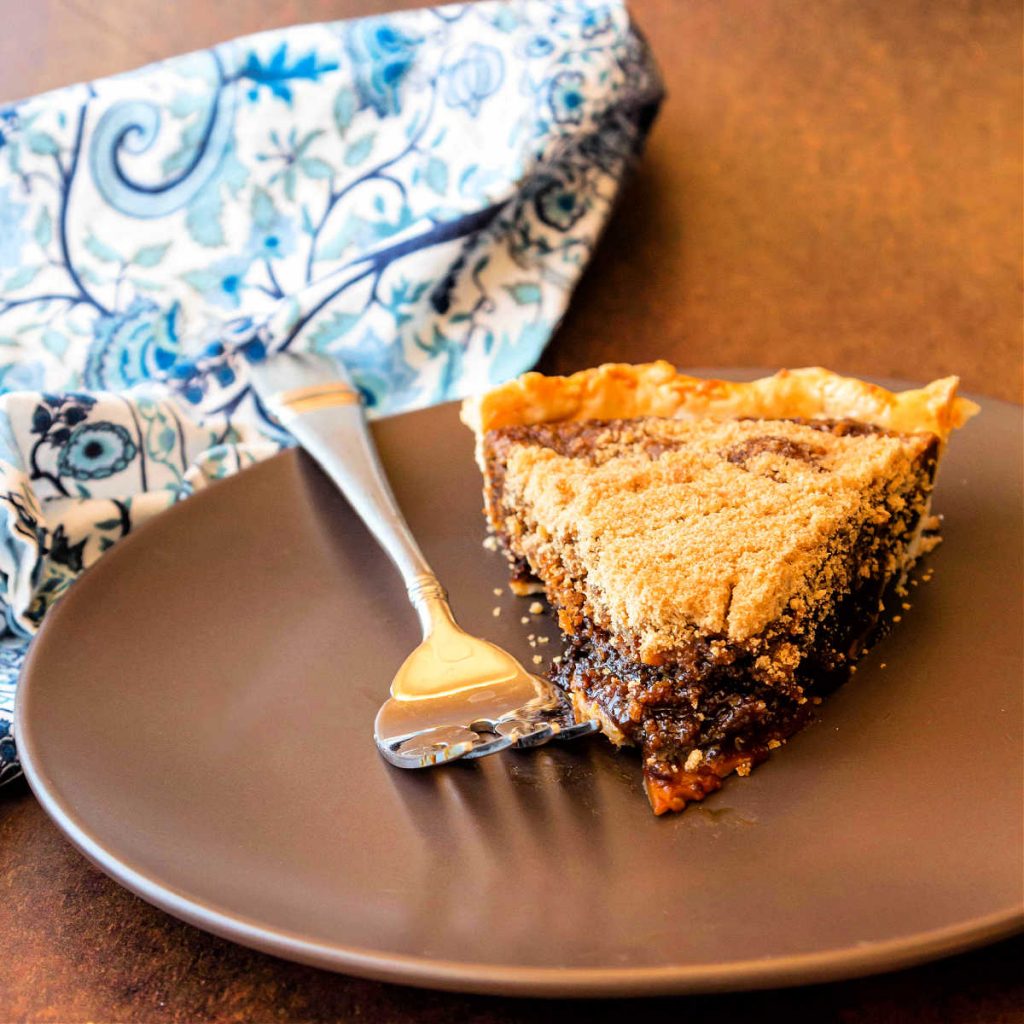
[496,416,933,650]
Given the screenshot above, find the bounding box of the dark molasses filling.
[551,564,908,814]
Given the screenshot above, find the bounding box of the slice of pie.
[461,363,977,814]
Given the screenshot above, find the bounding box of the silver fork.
[249,352,597,769]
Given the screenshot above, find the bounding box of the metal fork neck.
[407,574,458,638]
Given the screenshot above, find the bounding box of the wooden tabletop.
[1,1,1021,1021]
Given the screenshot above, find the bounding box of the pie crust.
[461,361,978,450]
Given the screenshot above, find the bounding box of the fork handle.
[259,355,446,632]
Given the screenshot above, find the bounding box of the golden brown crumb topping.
[496,417,933,652]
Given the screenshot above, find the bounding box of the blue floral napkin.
[0,0,661,784]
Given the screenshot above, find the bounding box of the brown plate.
[15,373,1023,997]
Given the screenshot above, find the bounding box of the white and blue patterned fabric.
[0,0,661,785]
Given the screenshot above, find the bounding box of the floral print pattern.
[444,44,505,117]
[549,72,587,125]
[0,186,28,270]
[0,0,662,784]
[57,423,138,481]
[86,299,182,388]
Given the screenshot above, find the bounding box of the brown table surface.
[1,1,1021,1021]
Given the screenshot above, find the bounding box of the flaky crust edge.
[460,362,979,464]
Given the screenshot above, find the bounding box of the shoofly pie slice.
[462,364,978,814]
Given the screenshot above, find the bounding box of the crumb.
[767,739,782,750]
[880,662,887,669]
[735,761,751,777]
[527,634,535,641]
[492,607,501,617]
[537,636,549,645]
[902,602,911,610]
[850,665,857,674]
[893,615,902,622]
[493,588,503,597]
[528,601,544,615]
[811,696,822,705]
[520,616,530,624]
[482,535,498,552]
[683,749,703,772]
[532,655,543,665]
[552,655,562,666]
[495,415,935,644]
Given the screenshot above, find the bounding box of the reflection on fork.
[375,574,596,768]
